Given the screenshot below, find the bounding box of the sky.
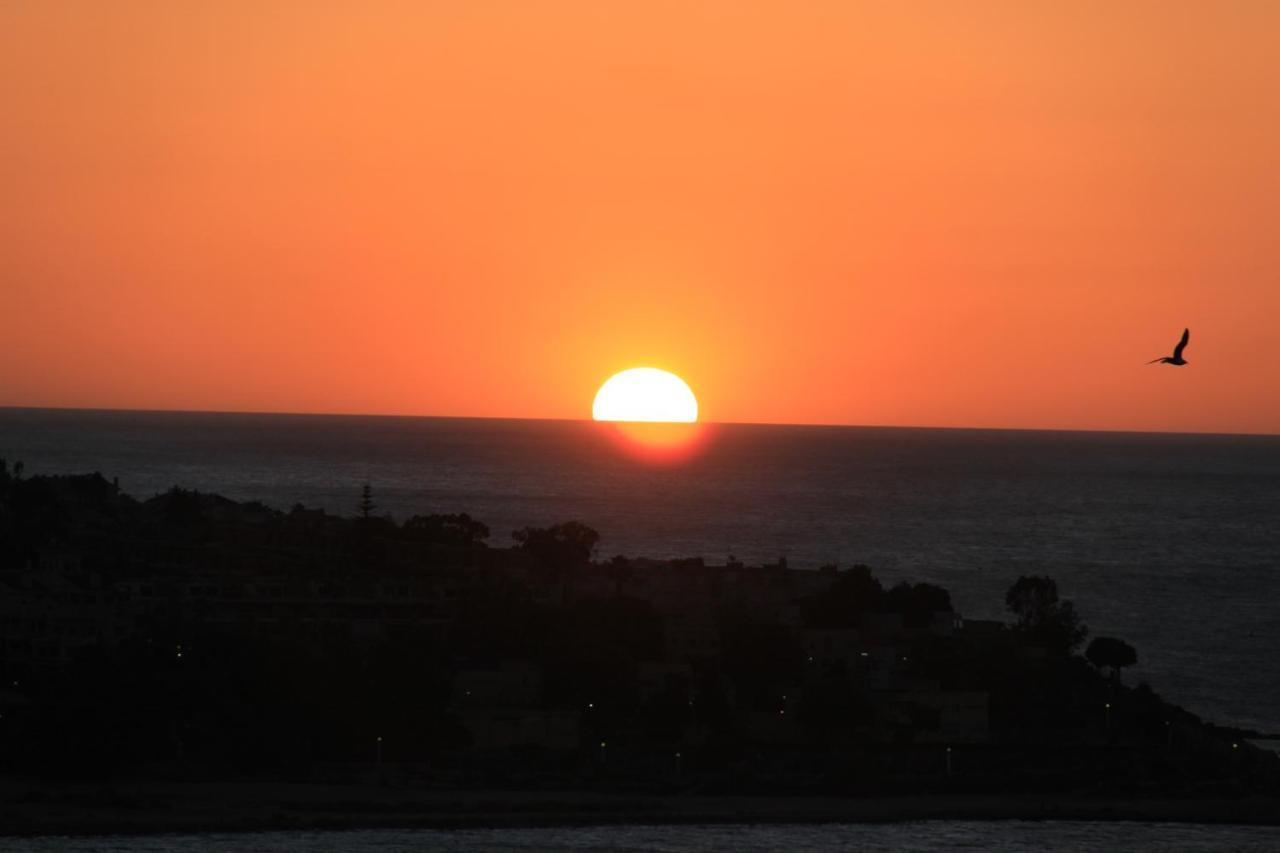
[3,1,1279,434]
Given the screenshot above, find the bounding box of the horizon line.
[2,403,1278,440]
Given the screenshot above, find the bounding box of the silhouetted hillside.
[0,460,1275,797]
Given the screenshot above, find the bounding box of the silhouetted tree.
[157,487,204,527]
[1005,575,1087,655]
[511,521,599,568]
[403,512,489,547]
[348,483,394,571]
[884,581,952,630]
[803,564,883,628]
[1085,636,1137,681]
[358,483,376,520]
[3,475,69,570]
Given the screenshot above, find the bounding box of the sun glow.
[592,368,698,423]
[592,368,704,463]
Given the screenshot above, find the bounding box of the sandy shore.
[2,780,1279,836]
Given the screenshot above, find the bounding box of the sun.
[592,368,698,423]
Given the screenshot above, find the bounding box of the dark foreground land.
[3,780,1280,836]
[0,462,1277,834]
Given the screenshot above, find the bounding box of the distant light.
[588,702,594,709]
[600,741,607,748]
[1105,703,1111,709]
[1233,742,1240,749]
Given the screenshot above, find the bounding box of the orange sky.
[3,2,1279,433]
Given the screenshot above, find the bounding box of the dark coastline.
[3,464,1279,842]
[6,407,1280,742]
[2,780,1280,837]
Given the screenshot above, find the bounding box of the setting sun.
[592,368,698,423]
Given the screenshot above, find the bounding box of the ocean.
[1,408,1278,737]
[3,822,1280,852]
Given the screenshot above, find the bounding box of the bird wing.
[1173,328,1189,359]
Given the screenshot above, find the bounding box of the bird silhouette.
[1148,328,1190,366]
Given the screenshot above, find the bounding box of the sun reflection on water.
[596,420,712,464]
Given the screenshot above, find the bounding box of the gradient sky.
[3,2,1278,433]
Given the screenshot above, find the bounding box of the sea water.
[3,822,1280,852]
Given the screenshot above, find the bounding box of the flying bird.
[1148,328,1190,366]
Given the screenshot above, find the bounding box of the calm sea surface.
[3,822,1280,852]
[1,408,1278,736]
